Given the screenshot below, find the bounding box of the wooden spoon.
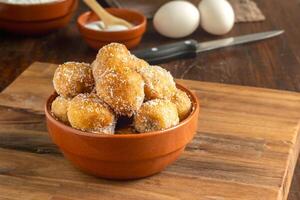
[83,0,133,29]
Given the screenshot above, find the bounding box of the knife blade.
[132,30,284,64]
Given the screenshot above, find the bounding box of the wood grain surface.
[0,62,300,200]
[0,1,300,199]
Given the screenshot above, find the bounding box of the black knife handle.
[132,40,198,65]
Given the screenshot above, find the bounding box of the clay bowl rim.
[0,5,76,31]
[0,0,77,22]
[77,9,147,35]
[0,0,76,22]
[0,0,70,7]
[45,83,200,139]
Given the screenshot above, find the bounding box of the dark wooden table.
[0,1,299,199]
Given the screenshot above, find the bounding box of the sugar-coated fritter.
[171,89,192,121]
[51,42,194,135]
[95,66,145,117]
[51,96,70,123]
[92,43,131,78]
[53,62,94,98]
[67,93,116,134]
[129,55,149,72]
[92,43,149,79]
[136,65,177,100]
[134,99,179,133]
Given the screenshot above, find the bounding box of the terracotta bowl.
[45,83,200,180]
[0,0,77,35]
[0,0,74,22]
[77,9,147,50]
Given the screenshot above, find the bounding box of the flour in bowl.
[0,0,60,4]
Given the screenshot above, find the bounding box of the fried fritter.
[51,96,70,123]
[95,66,145,117]
[171,89,192,121]
[92,43,131,78]
[134,99,179,132]
[53,62,94,98]
[92,43,149,79]
[136,65,177,100]
[67,93,116,134]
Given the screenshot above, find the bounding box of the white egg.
[198,0,235,35]
[153,1,200,38]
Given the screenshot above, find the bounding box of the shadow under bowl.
[45,83,200,180]
[77,9,147,50]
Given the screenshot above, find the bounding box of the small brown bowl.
[0,0,74,22]
[0,0,77,35]
[77,9,147,50]
[45,83,200,180]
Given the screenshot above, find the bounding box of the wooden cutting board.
[0,62,300,200]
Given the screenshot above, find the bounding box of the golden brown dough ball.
[128,55,149,72]
[134,99,179,133]
[67,93,116,134]
[96,43,131,63]
[92,43,132,78]
[95,66,145,117]
[51,96,70,123]
[53,62,94,98]
[171,89,192,121]
[136,65,177,100]
[92,43,149,79]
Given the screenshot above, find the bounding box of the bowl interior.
[78,8,146,33]
[45,83,199,138]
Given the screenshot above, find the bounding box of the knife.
[132,30,284,64]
